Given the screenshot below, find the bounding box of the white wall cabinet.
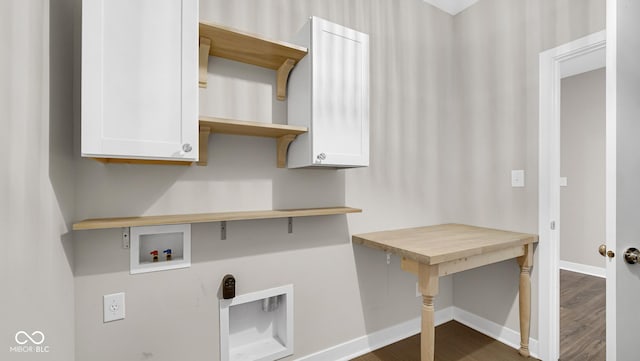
[287,17,370,168]
[82,0,198,163]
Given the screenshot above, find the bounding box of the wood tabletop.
[352,224,538,265]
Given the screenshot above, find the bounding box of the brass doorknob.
[599,244,615,258]
[624,248,640,264]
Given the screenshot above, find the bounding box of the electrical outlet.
[416,282,421,297]
[511,170,525,187]
[103,292,125,323]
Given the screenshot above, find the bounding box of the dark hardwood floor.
[560,269,605,361]
[352,270,605,361]
[351,321,539,361]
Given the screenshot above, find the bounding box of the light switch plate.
[103,292,125,323]
[511,170,525,187]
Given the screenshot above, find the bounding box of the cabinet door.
[82,0,198,162]
[311,18,369,166]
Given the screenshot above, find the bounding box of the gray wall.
[74,1,455,360]
[0,0,76,359]
[560,69,606,270]
[448,0,605,339]
[72,0,607,358]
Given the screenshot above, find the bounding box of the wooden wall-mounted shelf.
[91,158,193,166]
[73,207,361,230]
[198,21,308,100]
[198,116,307,167]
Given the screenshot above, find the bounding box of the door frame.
[538,30,611,361]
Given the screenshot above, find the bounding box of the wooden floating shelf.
[198,116,307,167]
[73,207,362,230]
[91,158,192,166]
[198,21,308,100]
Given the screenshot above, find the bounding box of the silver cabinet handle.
[316,153,326,161]
[182,143,192,153]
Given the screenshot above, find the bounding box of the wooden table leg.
[517,243,533,358]
[418,263,439,361]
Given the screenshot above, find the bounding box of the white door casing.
[538,30,609,361]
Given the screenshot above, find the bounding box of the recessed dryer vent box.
[220,284,294,361]
[130,224,191,274]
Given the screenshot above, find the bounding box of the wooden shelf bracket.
[197,22,307,98]
[199,37,212,88]
[276,134,297,168]
[276,59,296,100]
[198,124,212,166]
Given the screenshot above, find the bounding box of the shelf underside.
[73,207,362,230]
[200,117,307,138]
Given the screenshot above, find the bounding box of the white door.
[311,17,369,167]
[82,0,198,162]
[609,0,640,360]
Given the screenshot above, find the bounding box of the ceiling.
[422,0,479,16]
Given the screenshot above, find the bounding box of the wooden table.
[352,224,538,361]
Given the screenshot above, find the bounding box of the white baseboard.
[294,306,454,361]
[294,306,540,361]
[452,307,539,359]
[559,260,606,278]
